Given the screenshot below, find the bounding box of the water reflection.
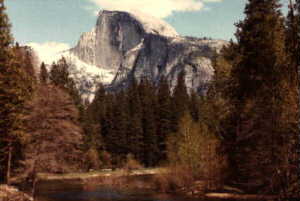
[36,188,206,201]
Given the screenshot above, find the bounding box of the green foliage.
[156,76,172,162]
[189,91,200,122]
[139,79,158,166]
[83,83,106,156]
[20,85,86,176]
[49,57,84,119]
[172,71,189,129]
[86,147,102,170]
[88,75,197,168]
[122,153,143,173]
[49,57,70,88]
[126,79,144,163]
[166,112,227,189]
[39,62,48,84]
[283,0,300,197]
[167,113,202,174]
[0,0,34,183]
[221,0,299,193]
[204,43,237,142]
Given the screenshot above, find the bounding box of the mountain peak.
[97,10,179,38]
[66,9,227,100]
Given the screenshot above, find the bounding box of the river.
[35,187,211,201]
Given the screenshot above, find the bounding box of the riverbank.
[36,168,165,181]
[35,168,281,201]
[205,193,277,201]
[169,180,278,201]
[0,185,33,201]
[35,168,166,193]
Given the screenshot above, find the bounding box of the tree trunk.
[6,143,12,185]
[32,161,37,198]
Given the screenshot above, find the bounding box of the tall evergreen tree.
[172,71,189,132]
[126,79,144,162]
[227,0,298,193]
[286,0,299,87]
[286,1,300,193]
[39,62,48,84]
[49,57,84,118]
[156,76,172,162]
[106,91,129,165]
[83,84,107,158]
[0,0,32,184]
[49,57,69,88]
[189,90,200,122]
[101,93,114,149]
[205,43,237,141]
[139,79,158,166]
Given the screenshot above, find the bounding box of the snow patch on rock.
[127,10,179,38]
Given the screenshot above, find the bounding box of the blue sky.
[6,0,289,48]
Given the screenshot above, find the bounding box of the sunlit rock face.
[69,10,228,93]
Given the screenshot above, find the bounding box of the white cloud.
[87,0,223,18]
[27,42,70,65]
[203,0,223,2]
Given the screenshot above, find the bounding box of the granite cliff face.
[69,10,228,93]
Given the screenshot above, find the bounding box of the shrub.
[86,147,102,170]
[123,154,143,173]
[154,165,194,192]
[166,113,227,191]
[99,151,112,169]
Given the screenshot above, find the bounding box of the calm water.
[35,188,209,201]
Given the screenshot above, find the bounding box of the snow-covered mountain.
[69,10,227,93]
[33,10,228,99]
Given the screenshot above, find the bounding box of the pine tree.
[49,57,84,118]
[101,93,114,150]
[228,0,298,193]
[83,83,106,160]
[0,0,32,184]
[286,0,299,85]
[20,85,86,177]
[138,79,158,166]
[285,0,300,197]
[189,90,200,122]
[126,79,144,162]
[205,43,237,141]
[49,57,69,88]
[105,91,129,166]
[23,48,36,80]
[90,84,107,124]
[39,62,48,84]
[172,71,189,132]
[297,7,300,194]
[156,76,172,162]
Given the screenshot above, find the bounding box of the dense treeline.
[210,0,300,196]
[0,0,87,185]
[85,73,199,167]
[0,0,35,184]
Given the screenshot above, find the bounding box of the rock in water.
[67,10,228,95]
